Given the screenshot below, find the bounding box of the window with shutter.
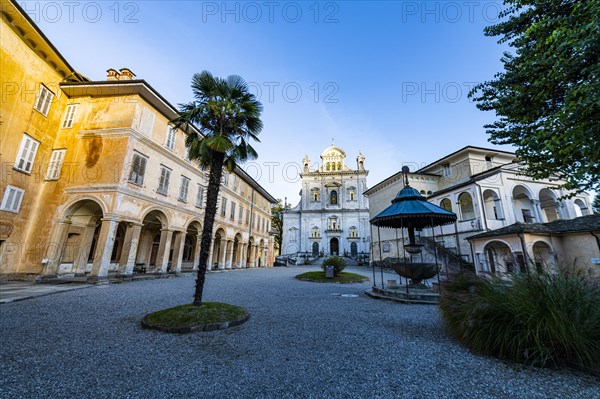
[45,149,66,180]
[128,152,148,185]
[220,198,227,217]
[195,185,204,208]
[62,104,78,128]
[139,107,155,136]
[157,166,171,194]
[34,85,54,116]
[179,176,190,202]
[1,185,25,213]
[14,134,40,173]
[165,127,176,150]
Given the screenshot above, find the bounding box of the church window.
[311,189,319,202]
[337,161,341,170]
[326,162,331,171]
[330,190,338,205]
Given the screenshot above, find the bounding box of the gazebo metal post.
[377,225,385,289]
[431,216,441,293]
[401,221,409,294]
[370,224,376,287]
[394,228,401,289]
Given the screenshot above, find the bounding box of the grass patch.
[440,272,600,374]
[296,271,369,283]
[144,302,247,328]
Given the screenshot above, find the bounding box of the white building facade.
[282,145,370,258]
[365,146,595,274]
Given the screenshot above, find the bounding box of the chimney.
[106,68,120,80]
[119,68,136,80]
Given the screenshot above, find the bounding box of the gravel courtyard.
[0,266,598,399]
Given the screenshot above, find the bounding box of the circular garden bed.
[142,302,249,333]
[295,271,369,284]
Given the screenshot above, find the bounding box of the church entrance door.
[312,242,319,257]
[330,238,339,256]
[351,242,357,257]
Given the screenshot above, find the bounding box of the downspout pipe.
[475,183,489,231]
[518,233,530,273]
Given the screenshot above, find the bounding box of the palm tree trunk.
[193,151,225,306]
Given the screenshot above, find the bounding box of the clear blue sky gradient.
[25,0,518,203]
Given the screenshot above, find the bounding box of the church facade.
[281,145,370,258]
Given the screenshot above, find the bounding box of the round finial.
[401,166,410,187]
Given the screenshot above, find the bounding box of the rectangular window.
[157,165,171,195]
[230,202,236,220]
[62,104,78,128]
[45,149,66,180]
[222,171,229,186]
[485,156,493,169]
[128,152,147,185]
[179,176,190,202]
[184,146,190,162]
[139,107,155,136]
[1,185,24,213]
[241,183,245,197]
[442,164,452,177]
[14,134,40,173]
[262,218,265,232]
[165,127,176,150]
[233,175,239,191]
[33,84,54,116]
[220,197,227,217]
[246,209,250,226]
[238,206,243,223]
[195,185,204,208]
[522,209,534,223]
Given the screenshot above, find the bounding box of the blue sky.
[25,0,515,203]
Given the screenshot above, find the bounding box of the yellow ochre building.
[0,0,276,281]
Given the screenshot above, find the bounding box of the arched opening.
[539,188,560,222]
[533,241,557,274]
[482,189,503,220]
[137,210,169,273]
[258,239,265,267]
[440,198,452,212]
[458,192,475,220]
[181,221,201,271]
[483,241,514,274]
[573,199,590,217]
[233,235,240,269]
[513,185,536,223]
[330,237,339,255]
[312,242,319,257]
[58,199,104,276]
[350,242,358,257]
[212,229,226,270]
[247,236,255,267]
[110,223,126,264]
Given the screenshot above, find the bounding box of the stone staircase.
[421,237,475,273]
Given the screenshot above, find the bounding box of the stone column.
[192,234,201,271]
[74,224,97,276]
[225,240,234,269]
[119,222,143,276]
[249,245,257,268]
[206,240,215,271]
[88,218,119,282]
[42,220,71,277]
[532,199,544,223]
[155,229,174,274]
[217,239,227,270]
[241,243,248,268]
[170,231,186,274]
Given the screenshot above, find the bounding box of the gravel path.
[0,266,598,399]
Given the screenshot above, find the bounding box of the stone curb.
[295,275,369,284]
[365,289,439,305]
[141,310,250,334]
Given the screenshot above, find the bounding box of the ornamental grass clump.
[439,272,600,374]
[321,256,346,276]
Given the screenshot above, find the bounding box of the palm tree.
[170,71,263,305]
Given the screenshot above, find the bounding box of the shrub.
[321,256,346,276]
[440,272,600,374]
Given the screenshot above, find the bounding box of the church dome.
[320,145,346,159]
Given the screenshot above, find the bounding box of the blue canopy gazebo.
[370,166,458,293]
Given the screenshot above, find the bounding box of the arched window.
[326,162,331,171]
[311,188,319,202]
[440,198,452,212]
[330,190,338,205]
[337,161,341,170]
[312,226,320,237]
[574,199,590,217]
[347,186,356,201]
[458,192,475,220]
